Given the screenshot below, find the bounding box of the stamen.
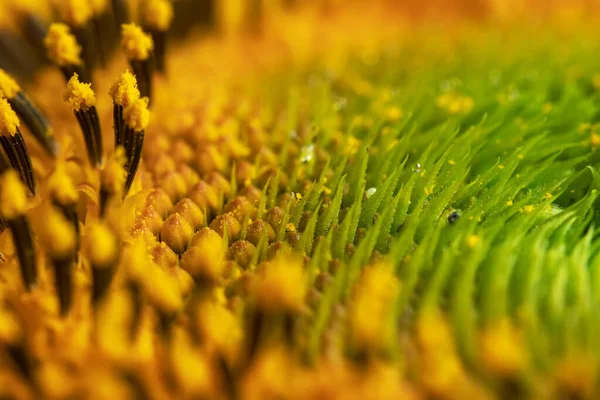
[121,23,154,102]
[0,98,36,195]
[122,96,150,196]
[63,73,103,167]
[0,69,58,156]
[55,0,97,73]
[44,23,90,83]
[36,204,77,316]
[0,169,37,290]
[141,0,174,74]
[84,221,119,305]
[109,70,140,152]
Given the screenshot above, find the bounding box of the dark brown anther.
[10,92,58,156]
[0,159,37,291]
[64,73,103,167]
[1,69,58,157]
[123,125,145,196]
[150,30,167,73]
[74,106,103,167]
[128,281,143,341]
[72,24,97,75]
[0,128,36,195]
[111,0,130,30]
[113,103,125,149]
[53,257,74,317]
[7,216,38,291]
[130,58,154,102]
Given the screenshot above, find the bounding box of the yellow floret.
[44,23,83,66]
[47,162,78,205]
[121,23,154,60]
[0,69,20,99]
[350,263,399,349]
[479,319,527,377]
[466,234,480,248]
[253,253,306,313]
[101,147,127,194]
[63,73,96,111]
[56,0,92,27]
[36,205,77,259]
[0,170,28,219]
[0,97,20,136]
[84,222,118,267]
[89,0,108,15]
[0,307,22,344]
[109,70,140,107]
[180,233,225,282]
[142,0,174,31]
[124,97,151,131]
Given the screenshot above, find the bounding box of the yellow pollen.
[63,73,96,111]
[543,192,553,200]
[0,97,20,136]
[591,132,600,146]
[506,200,513,206]
[448,159,455,165]
[142,0,174,31]
[56,0,93,27]
[109,70,140,107]
[121,23,154,60]
[385,106,403,122]
[579,123,591,133]
[523,205,535,213]
[0,170,28,219]
[0,69,21,99]
[44,23,83,67]
[466,235,480,248]
[124,97,151,132]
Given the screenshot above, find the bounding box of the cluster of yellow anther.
[63,73,95,110]
[44,23,83,66]
[0,97,19,136]
[121,23,154,60]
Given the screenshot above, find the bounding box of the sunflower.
[1,0,600,399]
